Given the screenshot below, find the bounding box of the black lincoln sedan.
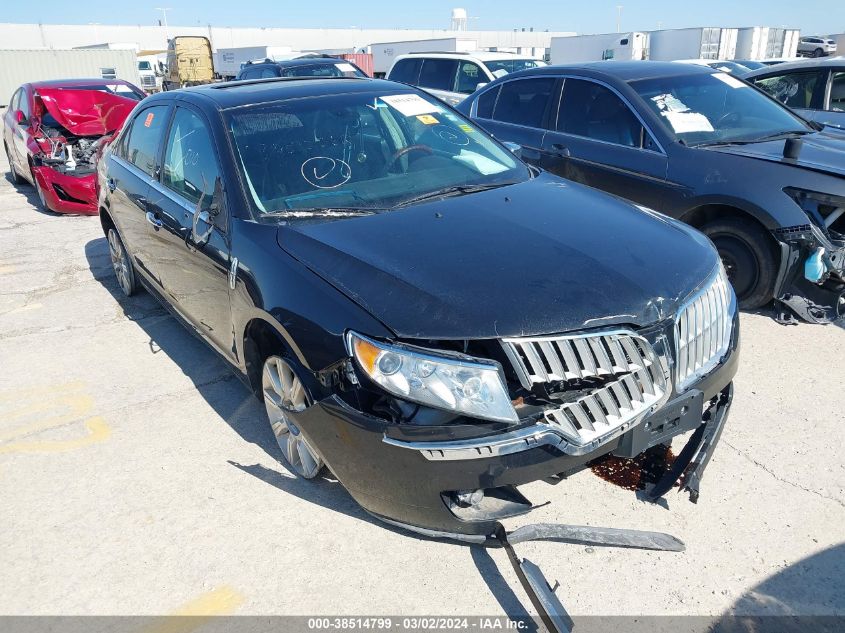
[457,62,845,324]
[97,76,737,541]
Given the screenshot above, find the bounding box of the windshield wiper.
[695,130,811,148]
[394,182,514,209]
[263,207,379,218]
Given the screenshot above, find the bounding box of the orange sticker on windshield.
[416,114,439,125]
[144,112,154,127]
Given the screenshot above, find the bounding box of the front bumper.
[31,166,98,215]
[289,322,739,537]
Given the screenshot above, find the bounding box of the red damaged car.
[3,79,145,215]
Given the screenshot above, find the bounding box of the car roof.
[174,77,412,109]
[395,51,541,62]
[745,57,845,78]
[28,78,138,89]
[245,57,351,68]
[515,60,717,82]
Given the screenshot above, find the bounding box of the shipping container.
[549,32,649,64]
[370,38,478,76]
[339,53,374,77]
[0,48,142,106]
[649,27,738,61]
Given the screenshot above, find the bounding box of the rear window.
[389,58,421,84]
[476,86,500,119]
[491,77,554,128]
[418,59,459,91]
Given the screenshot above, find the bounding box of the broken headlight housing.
[346,331,519,423]
[784,188,845,238]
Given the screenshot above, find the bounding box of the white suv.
[387,52,546,106]
[797,36,837,58]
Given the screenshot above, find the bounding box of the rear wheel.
[701,216,777,310]
[261,355,324,479]
[4,144,24,185]
[107,227,137,297]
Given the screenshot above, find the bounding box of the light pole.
[155,7,172,28]
[616,5,623,33]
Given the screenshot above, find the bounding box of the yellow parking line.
[0,416,110,454]
[139,587,245,633]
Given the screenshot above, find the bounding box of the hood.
[277,174,719,340]
[35,88,137,136]
[707,129,845,178]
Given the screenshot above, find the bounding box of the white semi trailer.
[649,27,739,61]
[369,38,478,76]
[735,27,801,60]
[549,32,649,64]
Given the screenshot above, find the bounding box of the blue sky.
[5,0,841,35]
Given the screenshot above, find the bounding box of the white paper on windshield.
[380,94,440,116]
[713,72,747,89]
[491,69,508,79]
[662,111,714,133]
[454,150,509,175]
[335,63,357,73]
[652,93,689,113]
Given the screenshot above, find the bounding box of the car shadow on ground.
[4,169,62,217]
[83,235,538,618]
[711,543,845,632]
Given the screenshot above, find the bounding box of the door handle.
[551,143,571,158]
[107,178,117,192]
[145,211,163,228]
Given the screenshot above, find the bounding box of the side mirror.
[192,176,224,244]
[14,110,26,125]
[502,141,523,158]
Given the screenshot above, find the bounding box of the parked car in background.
[235,56,368,80]
[3,79,144,214]
[673,59,753,75]
[98,77,736,544]
[458,62,845,323]
[797,36,837,58]
[387,51,546,105]
[746,58,845,130]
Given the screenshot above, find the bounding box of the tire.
[701,216,778,310]
[813,48,824,58]
[107,227,138,297]
[261,355,324,479]
[4,144,24,185]
[30,166,54,213]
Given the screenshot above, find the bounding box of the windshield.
[138,61,152,71]
[484,59,546,79]
[281,62,368,78]
[227,90,528,215]
[63,84,146,101]
[631,71,810,146]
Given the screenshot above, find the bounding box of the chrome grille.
[675,270,734,391]
[501,331,668,450]
[140,75,156,87]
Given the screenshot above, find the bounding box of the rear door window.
[418,59,459,91]
[455,62,485,95]
[123,105,169,177]
[491,77,554,128]
[557,79,644,148]
[753,71,822,109]
[388,58,422,84]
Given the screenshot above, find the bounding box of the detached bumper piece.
[494,522,685,633]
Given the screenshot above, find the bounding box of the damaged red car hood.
[36,88,137,136]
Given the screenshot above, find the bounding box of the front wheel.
[261,355,324,479]
[813,48,824,58]
[701,217,777,310]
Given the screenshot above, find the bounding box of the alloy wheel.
[108,229,132,296]
[262,355,323,479]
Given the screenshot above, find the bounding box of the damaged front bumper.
[288,329,739,539]
[31,165,98,215]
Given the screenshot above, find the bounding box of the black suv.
[235,56,368,81]
[98,76,737,541]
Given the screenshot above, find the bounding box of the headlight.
[345,331,518,423]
